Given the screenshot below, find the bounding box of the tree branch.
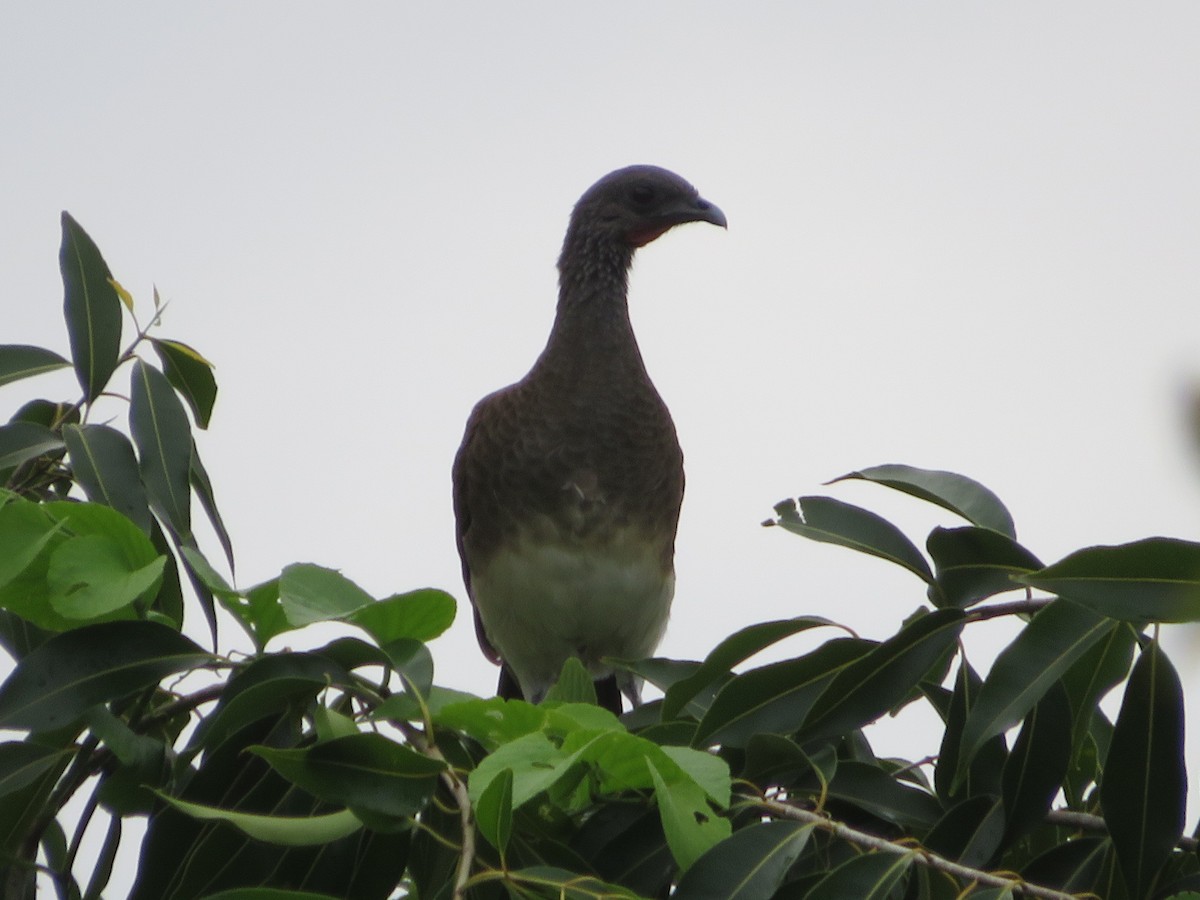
[757,798,1079,900]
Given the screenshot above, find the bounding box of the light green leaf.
[157,795,362,846]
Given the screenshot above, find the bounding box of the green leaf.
[279,563,374,627]
[926,526,1043,607]
[672,820,814,899]
[833,464,1016,538]
[924,795,1005,868]
[129,359,193,536]
[803,850,914,899]
[189,439,235,573]
[0,499,61,592]
[1019,538,1200,623]
[0,621,211,730]
[60,212,122,402]
[431,697,548,749]
[345,588,456,644]
[46,533,166,619]
[773,495,934,583]
[694,638,874,747]
[648,759,730,873]
[934,659,1006,804]
[251,733,443,820]
[801,608,965,741]
[62,424,152,533]
[475,766,513,854]
[156,795,362,846]
[1101,638,1187,899]
[544,656,597,705]
[0,345,71,388]
[662,616,837,720]
[150,337,217,429]
[503,867,642,899]
[188,653,351,755]
[956,599,1110,786]
[1060,621,1135,756]
[0,741,72,798]
[0,421,64,470]
[1000,681,1071,844]
[819,760,942,831]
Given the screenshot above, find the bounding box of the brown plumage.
[452,165,726,713]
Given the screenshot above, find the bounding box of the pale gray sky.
[3,3,1200,892]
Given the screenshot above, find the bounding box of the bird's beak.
[628,196,727,247]
[691,197,727,229]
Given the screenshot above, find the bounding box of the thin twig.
[963,596,1056,623]
[1045,807,1199,853]
[757,798,1080,900]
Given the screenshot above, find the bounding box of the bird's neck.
[533,233,648,383]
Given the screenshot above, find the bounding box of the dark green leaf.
[935,659,1006,804]
[1020,538,1200,623]
[772,495,934,583]
[383,637,435,698]
[188,653,351,755]
[0,422,64,470]
[279,563,374,627]
[803,850,913,898]
[926,526,1043,607]
[504,866,642,899]
[476,766,513,854]
[662,616,837,720]
[0,741,72,798]
[800,608,965,742]
[129,359,193,536]
[203,891,343,900]
[693,638,874,748]
[150,337,217,429]
[1020,837,1107,894]
[0,345,71,388]
[60,212,122,402]
[1060,622,1135,757]
[924,795,1005,868]
[1001,681,1071,845]
[251,733,443,820]
[0,621,210,730]
[1102,638,1187,899]
[8,398,78,429]
[189,438,235,573]
[672,820,814,900]
[819,760,942,831]
[833,464,1016,538]
[956,599,1110,786]
[62,424,152,532]
[345,588,456,644]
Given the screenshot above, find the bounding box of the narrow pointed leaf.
[251,733,443,819]
[1001,681,1071,844]
[1102,639,1187,899]
[956,599,1110,786]
[672,820,814,900]
[800,608,965,741]
[0,621,211,730]
[60,212,122,401]
[803,850,914,899]
[772,496,934,583]
[693,638,874,747]
[190,439,234,574]
[129,360,193,536]
[935,659,1006,803]
[150,338,217,429]
[1019,538,1200,623]
[0,742,73,798]
[0,422,64,470]
[0,345,70,387]
[157,795,362,846]
[833,464,1016,538]
[927,526,1043,607]
[663,616,836,720]
[63,424,152,532]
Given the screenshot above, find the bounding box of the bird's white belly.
[472,534,674,703]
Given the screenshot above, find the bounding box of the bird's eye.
[629,183,656,206]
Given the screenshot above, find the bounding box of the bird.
[452,165,726,714]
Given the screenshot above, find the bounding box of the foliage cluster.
[1,216,1198,899]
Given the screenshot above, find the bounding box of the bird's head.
[568,165,727,250]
